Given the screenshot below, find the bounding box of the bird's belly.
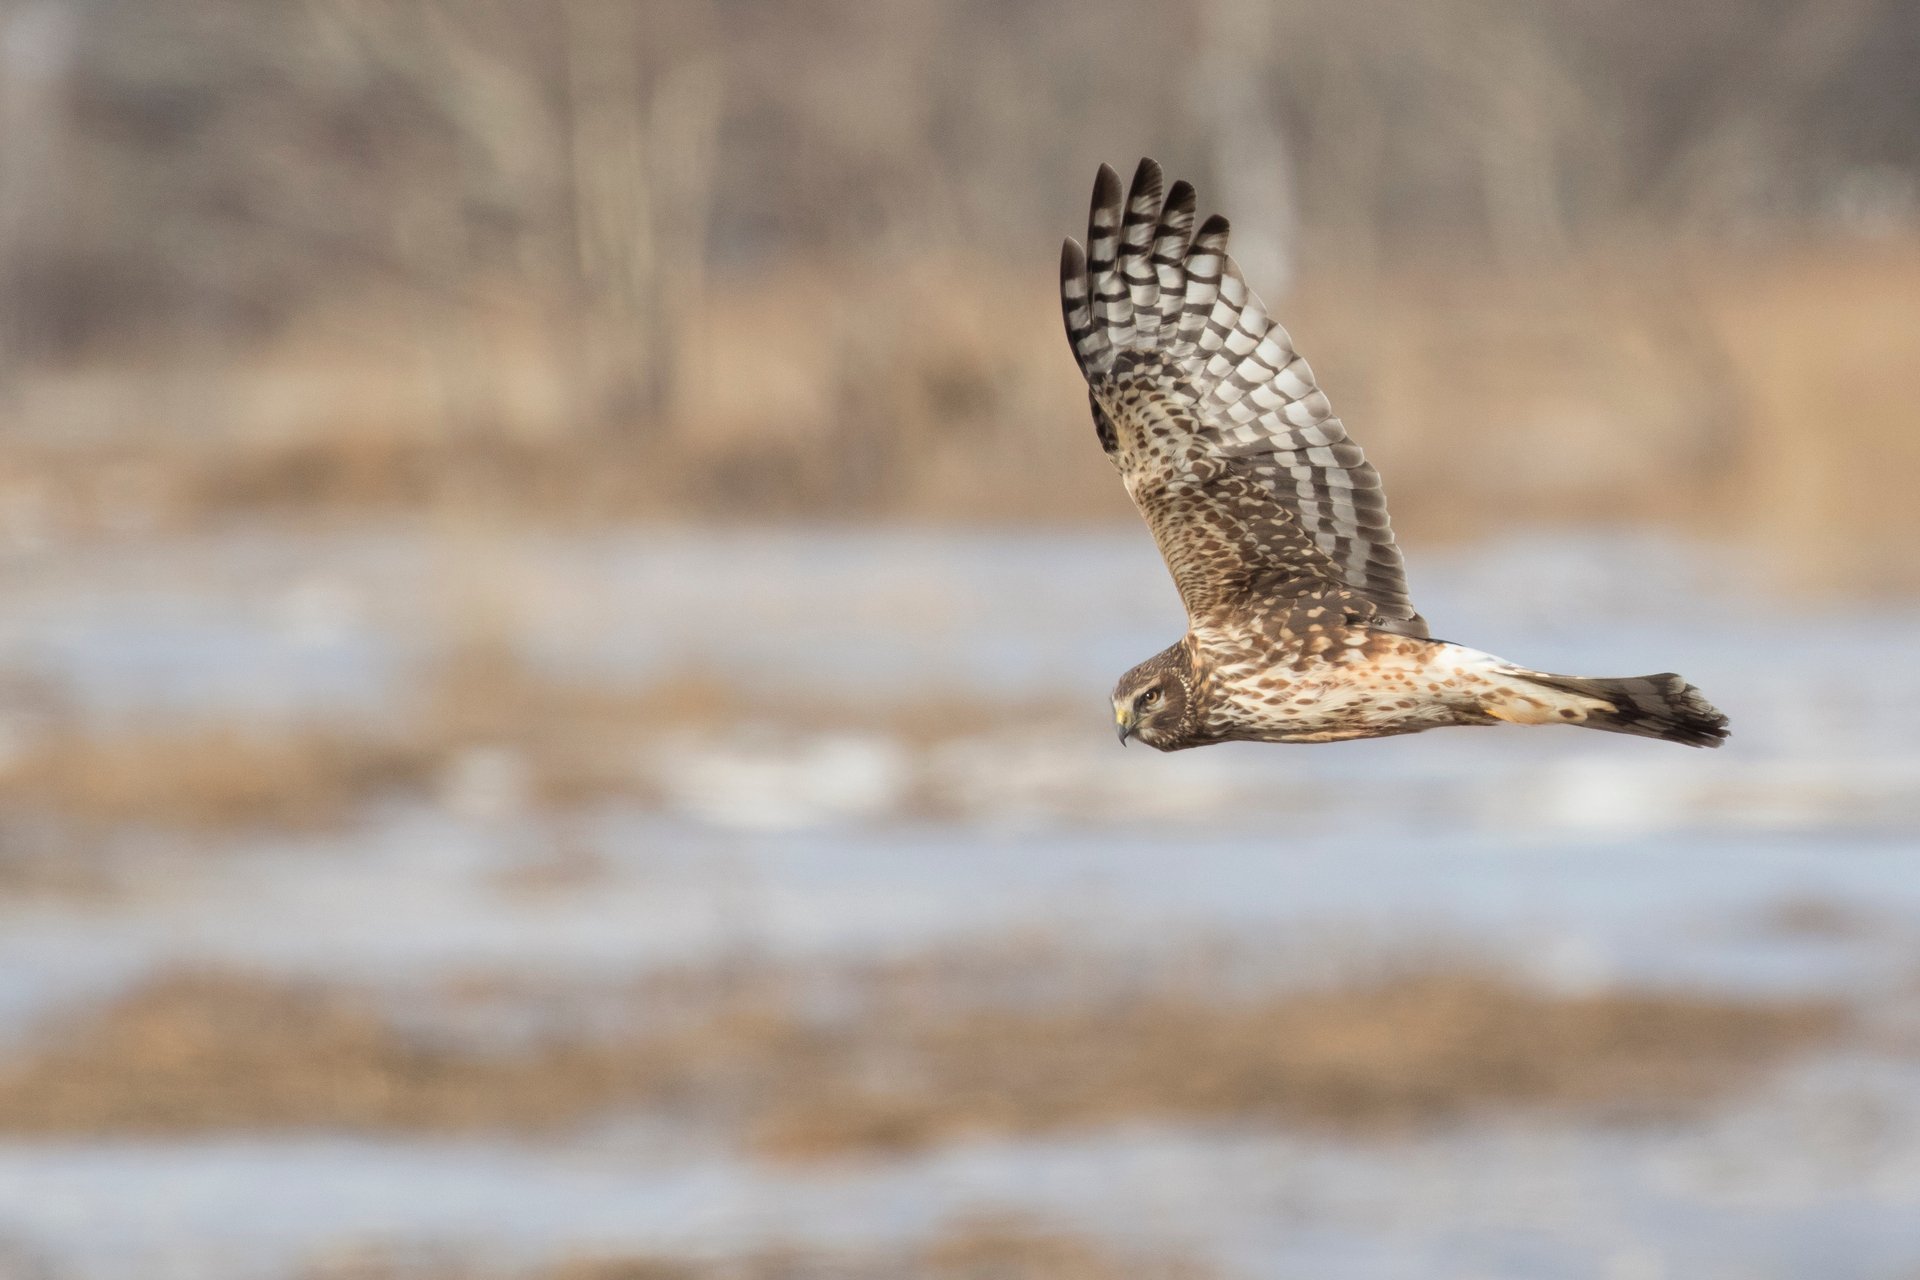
[1211,649,1466,743]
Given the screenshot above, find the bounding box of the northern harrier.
[1061,160,1728,750]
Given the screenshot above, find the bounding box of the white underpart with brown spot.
[1201,638,1617,743]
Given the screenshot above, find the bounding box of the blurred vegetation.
[303,1218,1218,1280]
[1,0,1916,585]
[0,948,1840,1143]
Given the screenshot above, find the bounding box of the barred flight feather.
[1059,157,1427,636]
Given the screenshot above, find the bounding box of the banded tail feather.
[1519,671,1731,748]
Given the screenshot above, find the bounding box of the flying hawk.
[1061,160,1728,750]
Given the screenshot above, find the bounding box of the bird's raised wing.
[1061,159,1426,637]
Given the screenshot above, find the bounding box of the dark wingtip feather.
[1128,156,1163,197]
[1061,236,1086,279]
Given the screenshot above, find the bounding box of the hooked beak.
[1115,705,1135,746]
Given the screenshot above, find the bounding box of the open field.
[0,525,1915,1278]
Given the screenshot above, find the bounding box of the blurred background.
[0,1,1917,1276]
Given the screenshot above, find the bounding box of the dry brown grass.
[304,1217,1213,1280]
[0,971,654,1134]
[1687,239,1920,594]
[8,241,1916,591]
[0,724,437,832]
[0,951,1843,1150]
[748,969,1842,1157]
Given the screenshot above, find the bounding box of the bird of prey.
[1061,160,1728,751]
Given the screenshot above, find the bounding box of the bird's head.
[1112,647,1195,750]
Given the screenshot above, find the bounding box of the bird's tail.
[1505,670,1730,748]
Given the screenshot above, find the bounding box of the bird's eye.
[1141,688,1161,706]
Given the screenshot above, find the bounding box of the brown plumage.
[1062,160,1728,751]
